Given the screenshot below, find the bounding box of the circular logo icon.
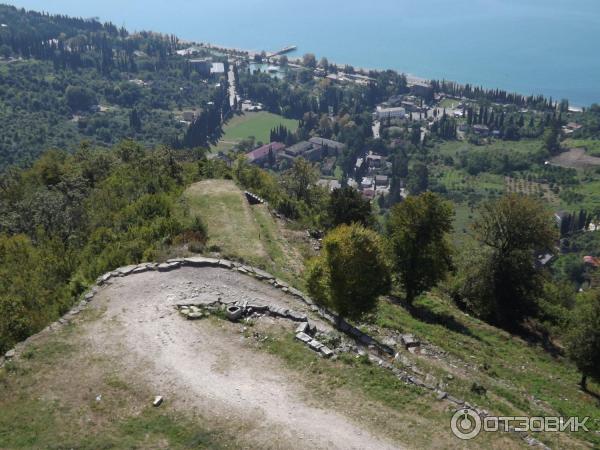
[451,408,482,440]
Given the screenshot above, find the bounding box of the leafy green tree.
[302,53,317,69]
[65,85,97,111]
[327,187,373,228]
[407,162,429,194]
[461,194,558,328]
[566,291,600,390]
[281,158,319,204]
[543,123,561,155]
[387,192,454,303]
[306,224,391,321]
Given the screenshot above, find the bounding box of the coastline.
[201,41,432,87]
[199,41,584,108]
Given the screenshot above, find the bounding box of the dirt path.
[86,267,403,449]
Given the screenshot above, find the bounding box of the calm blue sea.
[4,0,600,106]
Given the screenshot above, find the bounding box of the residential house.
[317,179,341,192]
[375,175,389,187]
[366,152,383,169]
[361,177,374,189]
[472,124,490,136]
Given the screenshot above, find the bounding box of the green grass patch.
[563,138,600,156]
[371,295,600,448]
[213,111,298,152]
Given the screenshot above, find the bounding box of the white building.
[375,106,406,120]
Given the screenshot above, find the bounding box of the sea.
[4,0,600,106]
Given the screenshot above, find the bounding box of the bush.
[306,224,391,321]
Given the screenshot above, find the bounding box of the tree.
[65,85,97,111]
[318,57,329,71]
[387,192,454,303]
[407,162,429,194]
[302,53,317,69]
[129,108,142,132]
[460,194,558,328]
[281,158,318,204]
[566,291,600,391]
[306,224,391,321]
[543,122,561,155]
[327,187,373,228]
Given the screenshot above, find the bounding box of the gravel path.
[87,267,403,450]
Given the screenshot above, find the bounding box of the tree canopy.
[387,192,454,303]
[306,224,391,320]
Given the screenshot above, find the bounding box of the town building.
[375,106,406,120]
[366,152,383,168]
[282,137,346,163]
[375,175,389,187]
[245,142,286,166]
[472,124,490,136]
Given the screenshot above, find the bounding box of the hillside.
[1,179,598,449]
[1,5,600,450]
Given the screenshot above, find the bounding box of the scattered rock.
[286,310,308,322]
[296,322,309,334]
[252,268,274,281]
[184,256,220,267]
[295,332,312,343]
[436,391,448,401]
[153,396,164,407]
[158,262,180,272]
[217,259,234,269]
[401,334,420,348]
[308,339,324,351]
[320,346,334,358]
[5,349,15,359]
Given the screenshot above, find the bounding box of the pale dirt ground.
[85,267,404,450]
[550,147,600,169]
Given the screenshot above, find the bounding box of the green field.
[212,112,299,152]
[435,138,543,158]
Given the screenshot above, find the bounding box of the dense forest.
[0,4,230,168]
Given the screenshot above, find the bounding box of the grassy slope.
[182,179,308,285]
[212,111,299,152]
[372,295,599,448]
